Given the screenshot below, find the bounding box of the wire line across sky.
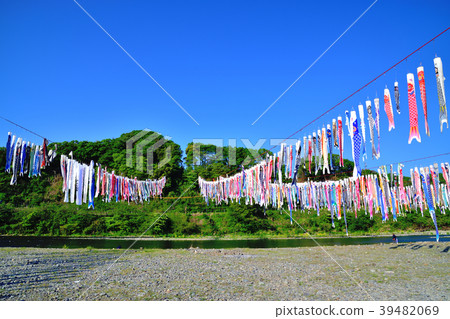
[72,0,200,126]
[251,0,379,125]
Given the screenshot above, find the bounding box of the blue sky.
[1,0,450,172]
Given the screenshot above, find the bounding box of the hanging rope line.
[251,0,379,125]
[0,115,51,142]
[72,0,200,126]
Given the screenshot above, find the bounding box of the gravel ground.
[0,242,448,301]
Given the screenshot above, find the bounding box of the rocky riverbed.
[0,242,448,301]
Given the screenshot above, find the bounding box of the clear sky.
[1,0,450,173]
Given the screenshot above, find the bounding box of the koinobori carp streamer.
[338,117,344,167]
[327,124,334,171]
[394,81,401,114]
[417,66,430,137]
[365,100,377,159]
[420,167,439,242]
[383,88,395,131]
[322,127,330,174]
[332,118,338,147]
[350,110,362,177]
[407,73,421,144]
[373,98,381,158]
[434,57,448,132]
[358,104,367,161]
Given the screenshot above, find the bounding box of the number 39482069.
[379,305,439,316]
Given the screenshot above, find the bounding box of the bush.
[348,213,375,232]
[199,213,220,235]
[105,212,141,235]
[149,214,172,235]
[225,203,275,234]
[21,209,51,234]
[83,218,107,235]
[171,213,201,235]
[0,204,15,225]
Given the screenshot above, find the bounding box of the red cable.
[266,26,450,154]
